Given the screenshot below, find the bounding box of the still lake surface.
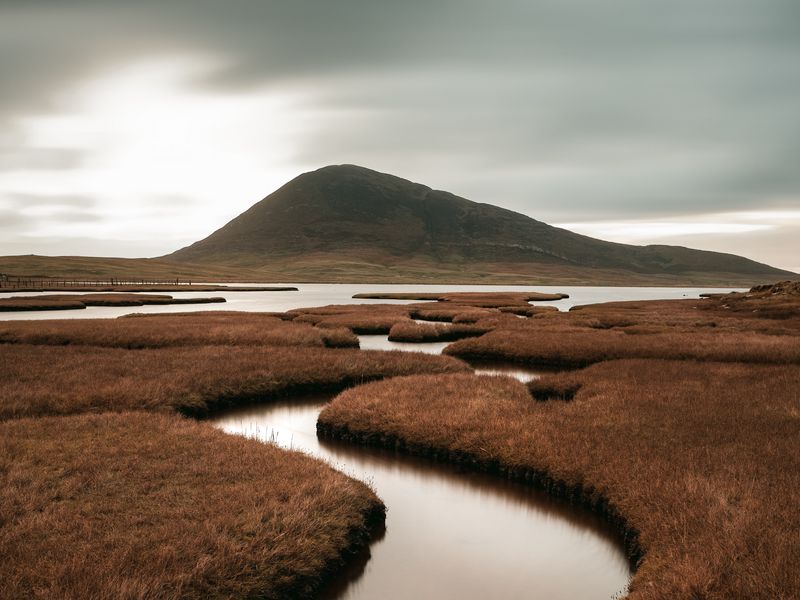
[3,284,738,597]
[0,282,738,320]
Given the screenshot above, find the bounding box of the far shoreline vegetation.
[0,279,798,598]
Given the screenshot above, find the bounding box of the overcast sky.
[1,0,798,271]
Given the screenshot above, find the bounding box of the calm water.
[0,283,739,320]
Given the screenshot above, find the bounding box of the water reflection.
[213,396,631,600]
[471,362,544,383]
[358,334,450,355]
[357,334,548,385]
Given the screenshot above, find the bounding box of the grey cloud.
[0,146,85,171]
[4,193,97,210]
[1,193,101,237]
[0,0,798,230]
[0,209,26,229]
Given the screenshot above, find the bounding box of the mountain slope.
[167,165,794,285]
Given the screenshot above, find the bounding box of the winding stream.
[212,333,632,599]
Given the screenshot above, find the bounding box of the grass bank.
[318,364,800,599]
[0,312,358,349]
[0,411,383,600]
[444,291,800,367]
[0,344,469,420]
[388,320,490,342]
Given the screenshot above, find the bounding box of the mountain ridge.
[165,164,793,285]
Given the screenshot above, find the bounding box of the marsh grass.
[286,291,567,332]
[0,312,359,349]
[0,310,473,599]
[288,304,413,333]
[388,320,490,342]
[318,363,800,599]
[445,296,800,367]
[0,411,383,600]
[0,344,469,420]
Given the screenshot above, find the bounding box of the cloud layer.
[0,0,798,270]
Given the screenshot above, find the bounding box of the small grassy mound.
[352,291,568,303]
[288,304,413,333]
[388,320,490,342]
[0,411,383,600]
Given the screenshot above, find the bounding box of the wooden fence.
[0,275,192,289]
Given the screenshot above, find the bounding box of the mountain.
[165,165,793,286]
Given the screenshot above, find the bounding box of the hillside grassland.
[0,254,267,283]
[318,363,800,600]
[0,412,383,600]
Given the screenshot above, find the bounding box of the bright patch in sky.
[0,58,315,256]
